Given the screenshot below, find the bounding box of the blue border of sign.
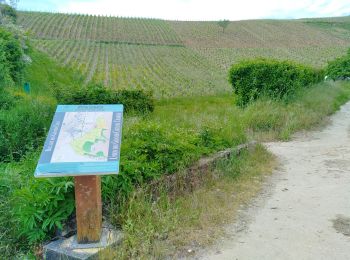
[35,104,123,178]
[56,104,123,113]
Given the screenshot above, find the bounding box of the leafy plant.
[326,49,350,80]
[0,98,55,162]
[103,122,198,199]
[0,39,12,88]
[0,28,25,84]
[228,58,324,106]
[0,3,17,23]
[0,86,15,109]
[102,122,229,203]
[13,177,75,243]
[0,151,75,247]
[54,83,154,114]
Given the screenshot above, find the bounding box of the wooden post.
[74,175,102,243]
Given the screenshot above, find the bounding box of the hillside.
[18,12,350,98]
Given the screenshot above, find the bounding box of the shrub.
[1,153,75,246]
[0,40,13,88]
[228,58,324,106]
[53,83,154,114]
[0,4,17,23]
[102,122,230,201]
[0,28,24,84]
[103,122,198,198]
[0,98,55,162]
[13,177,75,244]
[326,50,350,80]
[0,87,16,109]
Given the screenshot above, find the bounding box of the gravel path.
[200,102,350,260]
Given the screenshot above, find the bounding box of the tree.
[217,19,230,33]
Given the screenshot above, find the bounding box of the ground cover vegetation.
[1,8,350,258]
[229,58,324,106]
[326,48,350,80]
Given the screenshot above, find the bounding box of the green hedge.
[54,83,154,114]
[0,28,25,86]
[0,98,55,162]
[326,49,350,80]
[228,58,324,106]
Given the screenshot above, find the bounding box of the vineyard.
[17,12,350,98]
[194,46,349,70]
[33,39,229,98]
[169,19,349,48]
[18,12,183,46]
[301,16,350,41]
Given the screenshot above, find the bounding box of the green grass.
[150,81,350,142]
[23,47,83,96]
[242,81,350,140]
[101,144,276,259]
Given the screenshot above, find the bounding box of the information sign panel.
[35,104,123,177]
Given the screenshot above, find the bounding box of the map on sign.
[51,112,112,163]
[35,105,123,177]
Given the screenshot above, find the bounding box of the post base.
[44,227,122,260]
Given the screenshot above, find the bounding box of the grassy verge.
[242,81,350,140]
[101,81,350,258]
[101,145,276,259]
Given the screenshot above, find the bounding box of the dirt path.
[199,102,350,260]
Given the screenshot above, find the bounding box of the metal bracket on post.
[74,175,102,243]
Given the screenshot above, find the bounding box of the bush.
[0,98,55,162]
[0,28,24,85]
[13,177,75,244]
[0,4,17,23]
[103,122,198,199]
[228,58,324,106]
[326,50,350,80]
[0,87,15,109]
[0,40,13,88]
[102,122,230,201]
[54,83,154,114]
[1,153,75,247]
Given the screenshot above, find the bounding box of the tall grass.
[101,145,276,259]
[242,81,350,140]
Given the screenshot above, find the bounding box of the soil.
[197,102,350,260]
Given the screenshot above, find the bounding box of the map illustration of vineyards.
[51,112,113,163]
